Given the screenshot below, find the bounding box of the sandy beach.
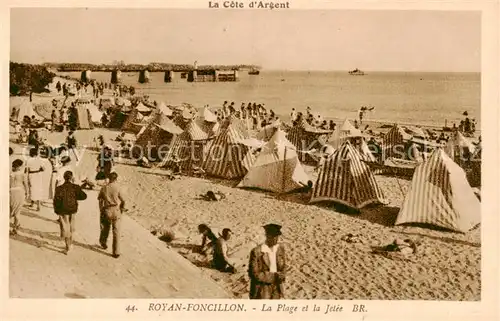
[9,108,481,300]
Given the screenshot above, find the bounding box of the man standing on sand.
[53,171,87,254]
[98,172,126,258]
[248,224,286,299]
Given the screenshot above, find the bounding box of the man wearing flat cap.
[248,223,286,299]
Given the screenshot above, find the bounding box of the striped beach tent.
[202,116,254,179]
[310,141,387,210]
[238,128,310,193]
[286,118,333,165]
[395,148,480,233]
[121,108,145,133]
[133,114,183,160]
[255,120,284,142]
[382,124,412,160]
[160,118,219,171]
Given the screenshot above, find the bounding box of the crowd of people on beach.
[10,73,481,299]
[55,79,136,100]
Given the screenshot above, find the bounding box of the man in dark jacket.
[53,171,87,254]
[248,224,286,299]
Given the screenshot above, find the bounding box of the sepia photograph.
[6,5,490,308]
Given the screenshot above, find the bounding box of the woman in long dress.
[25,148,46,211]
[39,147,54,202]
[10,159,27,235]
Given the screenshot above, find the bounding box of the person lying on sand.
[199,190,226,201]
[212,228,237,274]
[373,239,418,256]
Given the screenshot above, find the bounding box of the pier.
[81,69,240,84]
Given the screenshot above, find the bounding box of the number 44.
[126,305,137,313]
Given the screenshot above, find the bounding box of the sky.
[10,8,481,72]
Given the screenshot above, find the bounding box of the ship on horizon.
[348,68,365,75]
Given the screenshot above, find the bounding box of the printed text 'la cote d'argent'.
[209,1,290,9]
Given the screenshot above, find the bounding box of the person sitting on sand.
[198,224,220,255]
[212,228,236,274]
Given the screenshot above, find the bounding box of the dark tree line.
[10,62,56,101]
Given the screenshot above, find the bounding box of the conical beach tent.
[157,102,173,117]
[133,114,183,160]
[76,98,102,124]
[198,107,217,123]
[10,100,42,122]
[75,105,92,129]
[238,129,310,193]
[444,131,475,165]
[202,116,253,179]
[286,118,333,164]
[382,124,413,160]
[310,141,387,210]
[121,109,145,133]
[395,149,481,233]
[256,120,282,142]
[136,102,152,114]
[160,117,219,171]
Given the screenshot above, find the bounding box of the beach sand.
[9,117,481,300]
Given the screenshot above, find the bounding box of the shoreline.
[10,88,481,141]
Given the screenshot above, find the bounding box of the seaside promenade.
[9,189,231,299]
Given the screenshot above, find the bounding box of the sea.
[57,71,481,129]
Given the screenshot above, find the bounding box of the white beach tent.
[329,119,363,149]
[76,98,102,124]
[10,100,42,122]
[395,148,481,233]
[238,128,310,193]
[444,131,476,162]
[198,106,218,123]
[136,102,151,113]
[157,101,173,117]
[310,141,387,210]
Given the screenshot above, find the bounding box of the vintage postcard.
[1,0,499,320]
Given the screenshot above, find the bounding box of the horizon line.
[9,59,480,74]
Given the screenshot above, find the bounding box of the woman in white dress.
[25,148,46,211]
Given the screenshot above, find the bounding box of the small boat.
[248,69,260,75]
[348,68,365,76]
